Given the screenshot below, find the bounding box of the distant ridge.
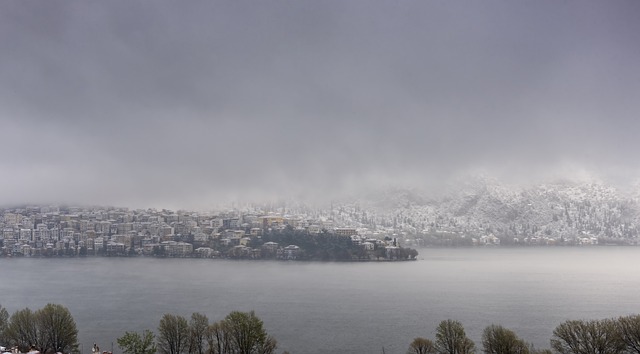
[330,178,640,243]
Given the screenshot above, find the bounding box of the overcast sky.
[1,1,639,209]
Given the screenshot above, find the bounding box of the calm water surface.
[1,247,639,354]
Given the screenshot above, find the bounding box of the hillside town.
[0,205,416,260]
[3,178,640,261]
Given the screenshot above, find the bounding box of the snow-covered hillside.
[327,178,640,245]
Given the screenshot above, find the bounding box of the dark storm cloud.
[1,1,639,208]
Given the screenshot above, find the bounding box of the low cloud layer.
[1,1,639,209]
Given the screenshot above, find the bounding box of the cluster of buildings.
[0,205,402,259]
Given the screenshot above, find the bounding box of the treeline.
[0,304,279,354]
[0,304,78,353]
[118,311,278,354]
[407,315,640,354]
[261,227,418,261]
[261,227,357,261]
[3,303,640,354]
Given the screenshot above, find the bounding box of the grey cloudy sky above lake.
[1,1,639,209]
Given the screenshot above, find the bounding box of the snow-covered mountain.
[328,177,640,244]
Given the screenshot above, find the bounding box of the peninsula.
[0,205,418,261]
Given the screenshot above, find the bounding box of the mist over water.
[2,247,639,354]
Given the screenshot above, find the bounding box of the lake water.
[1,247,639,354]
